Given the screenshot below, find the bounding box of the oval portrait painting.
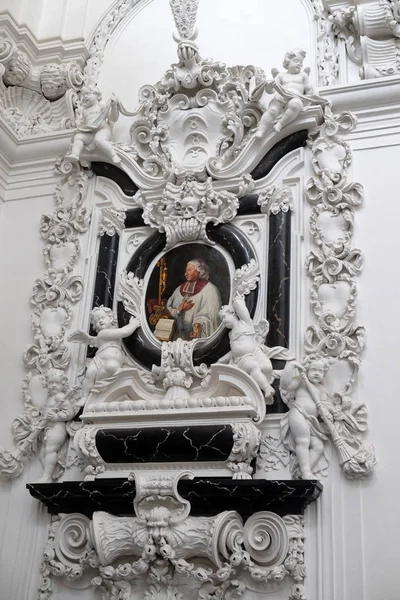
[145,243,230,343]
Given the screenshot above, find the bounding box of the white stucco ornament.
[68,306,140,407]
[252,48,328,138]
[280,355,375,480]
[218,295,293,404]
[68,86,123,165]
[37,472,308,600]
[0,368,81,482]
[327,0,400,78]
[136,176,239,249]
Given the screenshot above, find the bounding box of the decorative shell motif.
[0,86,73,136]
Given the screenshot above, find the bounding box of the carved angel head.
[81,85,102,108]
[46,368,67,394]
[3,49,31,85]
[283,48,306,74]
[90,306,118,331]
[303,353,330,384]
[219,305,236,328]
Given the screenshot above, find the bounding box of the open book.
[154,318,175,342]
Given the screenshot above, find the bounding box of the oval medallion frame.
[119,223,258,369]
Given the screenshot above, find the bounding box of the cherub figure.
[68,306,140,405]
[69,86,121,165]
[280,356,331,480]
[252,48,326,138]
[218,296,292,403]
[38,368,80,483]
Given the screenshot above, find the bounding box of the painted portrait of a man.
[166,258,221,340]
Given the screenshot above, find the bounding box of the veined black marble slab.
[27,478,322,519]
[96,425,233,464]
[93,233,119,310]
[237,194,260,215]
[91,162,139,196]
[125,207,145,228]
[266,210,291,414]
[250,130,308,180]
[88,233,120,358]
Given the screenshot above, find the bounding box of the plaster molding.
[0,13,87,138]
[279,107,376,480]
[37,478,308,600]
[320,74,400,112]
[311,0,341,86]
[323,0,400,79]
[85,0,150,87]
[169,0,199,41]
[0,163,92,482]
[0,11,89,64]
[98,206,126,237]
[136,177,239,249]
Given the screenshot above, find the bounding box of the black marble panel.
[88,233,120,358]
[266,211,291,414]
[126,231,167,277]
[178,478,322,518]
[91,162,139,196]
[250,130,308,181]
[96,425,233,463]
[125,207,145,228]
[27,478,322,518]
[237,194,260,216]
[93,234,120,310]
[267,212,291,349]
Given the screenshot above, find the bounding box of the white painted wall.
[0,1,399,599]
[0,0,114,41]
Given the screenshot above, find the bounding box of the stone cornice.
[0,121,71,201]
[320,76,400,113]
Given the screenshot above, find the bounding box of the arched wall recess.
[0,1,377,599]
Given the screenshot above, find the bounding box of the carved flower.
[40,217,74,243]
[143,543,157,559]
[290,584,307,600]
[284,556,298,571]
[31,275,83,305]
[321,256,343,280]
[101,565,115,579]
[324,332,347,355]
[323,185,343,205]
